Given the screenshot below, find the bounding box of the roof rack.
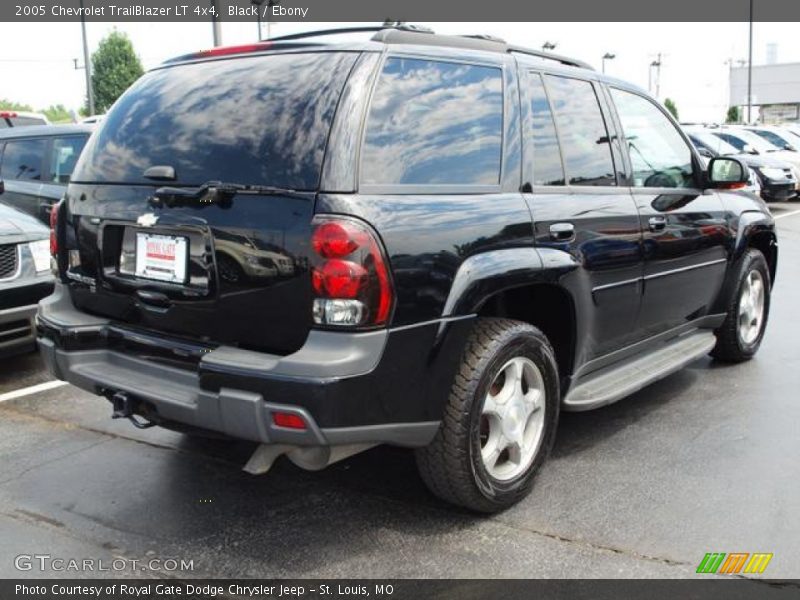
[215,24,594,72]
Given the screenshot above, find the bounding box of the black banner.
[2,579,800,600]
[2,0,800,22]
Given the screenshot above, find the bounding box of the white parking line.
[774,208,800,220]
[0,380,68,404]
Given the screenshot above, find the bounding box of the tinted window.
[0,138,46,181]
[361,58,503,186]
[528,73,564,186]
[49,136,88,184]
[545,76,616,186]
[611,89,694,188]
[73,52,357,189]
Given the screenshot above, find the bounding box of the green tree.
[90,30,144,113]
[725,106,741,124]
[42,104,73,123]
[0,99,34,112]
[664,98,679,120]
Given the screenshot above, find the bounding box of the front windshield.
[688,130,740,156]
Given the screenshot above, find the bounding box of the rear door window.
[72,52,358,190]
[0,138,46,181]
[526,72,565,186]
[545,76,616,186]
[361,57,503,186]
[48,135,88,184]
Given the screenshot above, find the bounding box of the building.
[730,62,800,123]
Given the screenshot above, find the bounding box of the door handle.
[549,222,575,241]
[648,216,667,232]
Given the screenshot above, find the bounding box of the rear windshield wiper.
[148,181,307,208]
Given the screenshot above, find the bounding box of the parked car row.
[683,123,800,202]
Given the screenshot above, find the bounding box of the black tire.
[711,248,771,362]
[415,318,560,513]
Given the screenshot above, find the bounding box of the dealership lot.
[0,205,798,580]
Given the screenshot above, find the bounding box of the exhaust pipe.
[243,443,376,475]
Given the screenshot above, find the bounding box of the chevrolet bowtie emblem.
[137,213,159,227]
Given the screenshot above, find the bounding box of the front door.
[608,87,728,336]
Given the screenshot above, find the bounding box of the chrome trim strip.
[592,277,641,293]
[591,258,727,293]
[0,244,22,283]
[644,258,727,281]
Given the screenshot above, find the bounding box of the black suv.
[37,27,777,512]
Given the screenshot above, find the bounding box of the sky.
[1,21,800,122]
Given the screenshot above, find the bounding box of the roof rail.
[268,24,433,43]
[506,45,594,70]
[235,24,594,72]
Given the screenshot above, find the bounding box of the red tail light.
[49,201,60,256]
[272,412,306,430]
[310,217,394,327]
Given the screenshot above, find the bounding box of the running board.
[563,330,717,411]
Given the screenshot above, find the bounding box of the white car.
[709,126,800,186]
[744,125,800,153]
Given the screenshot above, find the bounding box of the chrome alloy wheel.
[738,269,765,345]
[479,356,546,481]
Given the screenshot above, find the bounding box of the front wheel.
[711,248,771,362]
[415,318,560,513]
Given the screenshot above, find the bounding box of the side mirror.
[784,143,797,152]
[742,144,759,155]
[708,157,749,188]
[0,179,4,194]
[697,147,714,159]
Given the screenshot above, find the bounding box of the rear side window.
[0,138,46,181]
[611,88,694,188]
[527,73,564,186]
[361,58,503,186]
[751,129,794,150]
[73,52,358,189]
[49,136,88,184]
[545,76,616,186]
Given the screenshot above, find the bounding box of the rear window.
[361,58,503,186]
[0,138,46,181]
[72,52,358,189]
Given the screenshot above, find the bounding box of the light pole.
[650,55,662,99]
[211,0,222,46]
[747,0,754,123]
[542,41,557,52]
[79,0,94,116]
[252,0,280,40]
[602,52,615,74]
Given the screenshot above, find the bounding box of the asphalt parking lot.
[1,204,799,581]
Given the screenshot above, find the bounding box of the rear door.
[0,137,46,219]
[521,71,643,363]
[608,86,728,336]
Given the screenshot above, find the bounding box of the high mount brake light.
[164,42,273,64]
[310,218,393,327]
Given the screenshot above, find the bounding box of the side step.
[563,330,717,411]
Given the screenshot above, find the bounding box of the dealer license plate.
[134,233,188,284]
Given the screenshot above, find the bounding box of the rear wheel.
[415,318,559,513]
[711,248,771,362]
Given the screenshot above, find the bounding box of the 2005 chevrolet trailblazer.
[37,26,777,512]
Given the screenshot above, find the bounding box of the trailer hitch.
[108,390,157,429]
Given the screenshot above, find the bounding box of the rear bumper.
[37,282,472,447]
